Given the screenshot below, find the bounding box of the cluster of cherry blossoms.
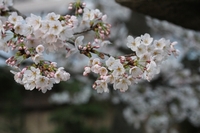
[82,33,179,93]
[0,0,179,93]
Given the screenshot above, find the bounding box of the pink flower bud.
[21,68,27,73]
[83,72,88,76]
[82,2,86,7]
[18,46,22,50]
[92,83,97,89]
[100,30,104,34]
[50,72,55,77]
[78,45,83,49]
[11,61,15,65]
[102,15,107,22]
[83,46,87,50]
[68,6,73,10]
[26,50,30,55]
[78,8,83,14]
[98,26,102,30]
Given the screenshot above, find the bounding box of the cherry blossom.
[0,0,179,95]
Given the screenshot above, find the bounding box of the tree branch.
[8,6,26,18]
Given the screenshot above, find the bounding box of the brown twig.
[8,6,26,18]
[73,28,93,35]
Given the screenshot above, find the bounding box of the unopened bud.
[83,46,87,51]
[105,31,110,35]
[83,72,88,76]
[78,45,83,50]
[26,50,30,55]
[100,30,104,34]
[21,68,27,73]
[82,2,86,7]
[68,6,73,10]
[18,47,22,50]
[11,61,15,65]
[78,8,83,14]
[92,83,97,89]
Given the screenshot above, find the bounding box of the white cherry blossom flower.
[95,79,109,93]
[46,12,60,21]
[83,66,91,76]
[146,44,155,53]
[141,33,153,46]
[44,42,57,53]
[106,56,116,70]
[61,71,70,81]
[33,29,45,40]
[129,66,143,78]
[94,9,102,19]
[44,34,57,43]
[91,64,101,73]
[145,60,159,81]
[112,63,125,77]
[8,12,23,25]
[26,14,42,31]
[162,39,171,54]
[24,81,36,91]
[22,24,33,37]
[40,20,51,33]
[151,49,164,63]
[83,8,95,21]
[36,44,44,53]
[69,16,78,28]
[26,38,40,48]
[14,22,23,34]
[115,76,131,92]
[23,67,40,82]
[36,75,49,89]
[92,58,101,65]
[99,67,108,76]
[54,67,70,83]
[170,41,180,57]
[59,27,73,40]
[33,54,43,64]
[126,35,141,51]
[10,70,22,84]
[136,44,147,57]
[153,38,166,49]
[49,21,63,35]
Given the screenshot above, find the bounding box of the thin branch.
[73,28,93,35]
[8,6,26,18]
[123,52,136,57]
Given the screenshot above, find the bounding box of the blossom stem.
[73,28,93,35]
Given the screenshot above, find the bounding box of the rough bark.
[116,0,200,31]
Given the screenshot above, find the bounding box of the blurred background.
[0,0,200,133]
